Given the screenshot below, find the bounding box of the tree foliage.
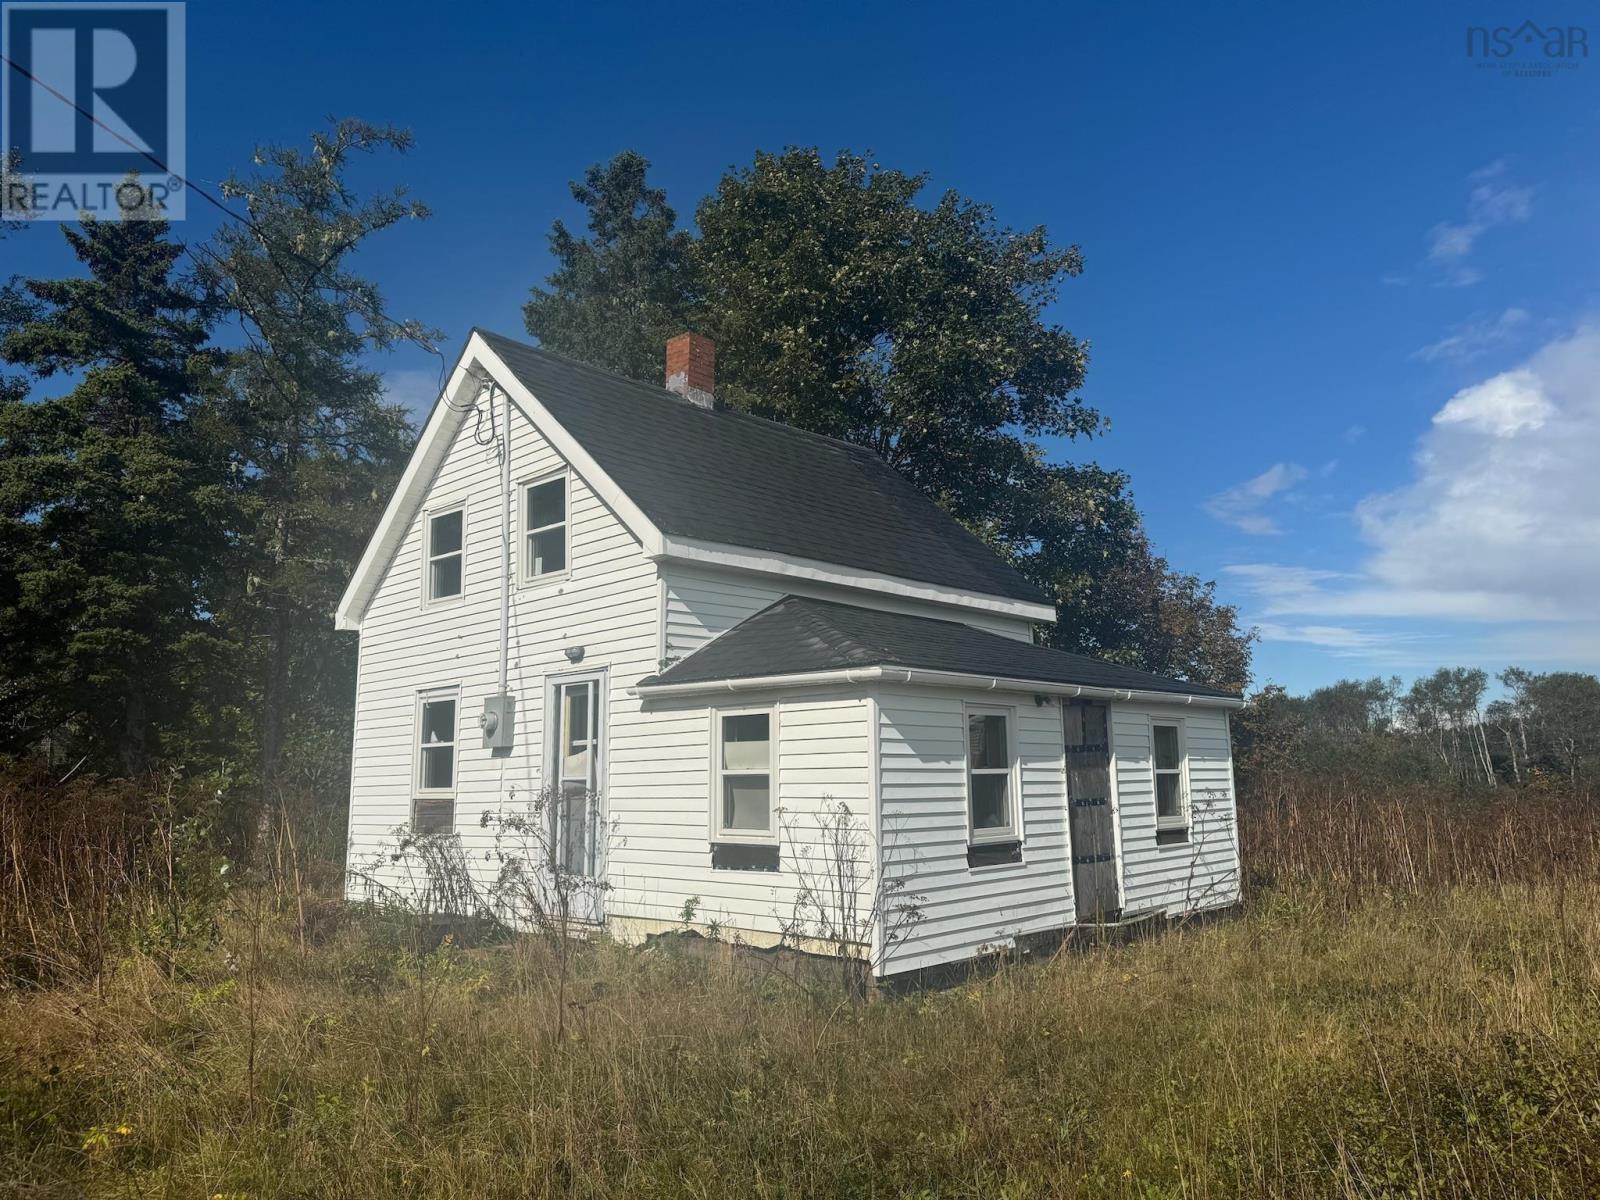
[525,149,1252,690]
[195,119,430,803]
[0,213,229,773]
[1235,666,1600,796]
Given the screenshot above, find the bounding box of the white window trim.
[1151,717,1190,833]
[412,687,460,831]
[421,502,466,609]
[964,702,1020,846]
[709,704,779,845]
[544,668,609,798]
[518,467,572,587]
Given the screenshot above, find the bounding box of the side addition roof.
[635,595,1243,705]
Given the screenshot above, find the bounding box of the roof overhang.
[650,537,1057,624]
[631,665,1244,708]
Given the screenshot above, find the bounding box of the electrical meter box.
[481,693,516,750]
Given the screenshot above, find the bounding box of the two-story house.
[336,330,1243,977]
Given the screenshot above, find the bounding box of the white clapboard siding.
[347,395,876,944]
[661,564,1035,663]
[615,686,872,936]
[876,686,1074,976]
[1111,704,1241,916]
[346,394,662,902]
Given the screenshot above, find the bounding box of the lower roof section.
[634,596,1243,706]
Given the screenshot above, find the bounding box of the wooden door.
[1065,701,1119,922]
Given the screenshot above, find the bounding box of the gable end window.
[424,506,465,603]
[413,689,459,834]
[712,708,776,846]
[1152,720,1188,837]
[522,472,569,582]
[967,705,1019,846]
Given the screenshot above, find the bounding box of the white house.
[336,329,1244,978]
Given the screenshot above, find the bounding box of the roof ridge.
[473,327,883,460]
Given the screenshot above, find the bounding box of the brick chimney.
[665,332,715,409]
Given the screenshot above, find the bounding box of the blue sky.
[5,1,1599,694]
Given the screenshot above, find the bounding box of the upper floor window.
[1152,720,1188,834]
[425,506,464,603]
[413,689,459,834]
[522,472,568,581]
[967,706,1018,844]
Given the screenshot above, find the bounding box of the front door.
[1065,700,1120,922]
[551,673,605,922]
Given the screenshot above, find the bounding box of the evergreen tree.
[197,120,430,808]
[0,212,227,773]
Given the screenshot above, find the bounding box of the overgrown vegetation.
[5,759,1600,1198]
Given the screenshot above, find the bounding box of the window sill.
[517,570,571,592]
[1155,826,1191,847]
[420,594,466,612]
[711,843,780,872]
[967,840,1023,869]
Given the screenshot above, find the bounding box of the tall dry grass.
[1240,773,1600,896]
[2,767,1599,1197]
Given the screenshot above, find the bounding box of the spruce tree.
[0,213,227,773]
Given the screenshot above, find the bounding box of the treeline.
[0,121,429,842]
[1236,667,1600,796]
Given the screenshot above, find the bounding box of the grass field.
[3,781,1600,1198]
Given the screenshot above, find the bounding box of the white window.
[413,690,458,834]
[424,505,464,603]
[550,676,603,877]
[1152,720,1188,832]
[966,705,1018,844]
[522,472,568,581]
[712,708,776,843]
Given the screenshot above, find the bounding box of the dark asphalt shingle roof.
[477,330,1050,605]
[638,596,1241,699]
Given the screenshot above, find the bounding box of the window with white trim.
[712,709,776,843]
[966,706,1018,844]
[1152,720,1188,833]
[424,506,464,603]
[522,473,568,581]
[413,690,458,834]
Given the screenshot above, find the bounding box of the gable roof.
[636,595,1242,704]
[336,330,1056,631]
[473,331,1050,606]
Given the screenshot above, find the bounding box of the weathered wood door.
[1064,701,1120,922]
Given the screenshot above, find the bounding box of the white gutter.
[629,665,1244,709]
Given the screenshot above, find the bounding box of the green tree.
[526,149,1253,690]
[0,212,228,773]
[522,151,696,382]
[197,120,430,811]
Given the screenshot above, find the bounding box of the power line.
[0,49,466,407]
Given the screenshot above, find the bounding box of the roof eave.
[652,535,1057,624]
[631,664,1243,708]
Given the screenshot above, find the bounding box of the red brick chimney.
[665,332,715,409]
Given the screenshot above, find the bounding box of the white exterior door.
[549,671,606,922]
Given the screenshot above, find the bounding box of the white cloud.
[1413,306,1530,363]
[1423,163,1533,286]
[1204,462,1309,535]
[1432,367,1554,436]
[1254,622,1427,656]
[1228,326,1600,661]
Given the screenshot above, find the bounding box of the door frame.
[544,666,610,911]
[1063,698,1125,922]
